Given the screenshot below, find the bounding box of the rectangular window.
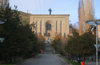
[46,24,51,30]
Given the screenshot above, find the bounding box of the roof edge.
[31,14,70,16]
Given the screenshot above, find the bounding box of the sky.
[9,0,100,24]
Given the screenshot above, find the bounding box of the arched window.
[46,22,51,31]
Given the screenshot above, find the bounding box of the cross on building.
[48,8,52,15]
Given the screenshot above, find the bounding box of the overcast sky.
[9,0,100,24]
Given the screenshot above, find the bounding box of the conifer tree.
[0,4,40,63]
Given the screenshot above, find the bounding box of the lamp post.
[86,19,100,65]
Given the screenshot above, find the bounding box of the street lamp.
[86,19,100,65]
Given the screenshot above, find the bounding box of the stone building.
[30,14,69,41]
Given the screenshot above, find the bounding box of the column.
[40,21,42,34]
[56,21,57,34]
[62,20,66,37]
[60,21,62,36]
[37,20,40,34]
[42,19,45,36]
[36,21,37,34]
[57,21,60,35]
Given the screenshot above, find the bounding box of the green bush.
[66,59,81,65]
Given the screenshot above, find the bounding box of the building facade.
[30,15,69,41]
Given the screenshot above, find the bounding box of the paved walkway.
[16,54,70,65]
[85,62,100,65]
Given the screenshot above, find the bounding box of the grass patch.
[66,59,81,65]
[60,55,81,65]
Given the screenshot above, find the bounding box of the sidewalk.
[85,62,100,65]
[16,54,70,65]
